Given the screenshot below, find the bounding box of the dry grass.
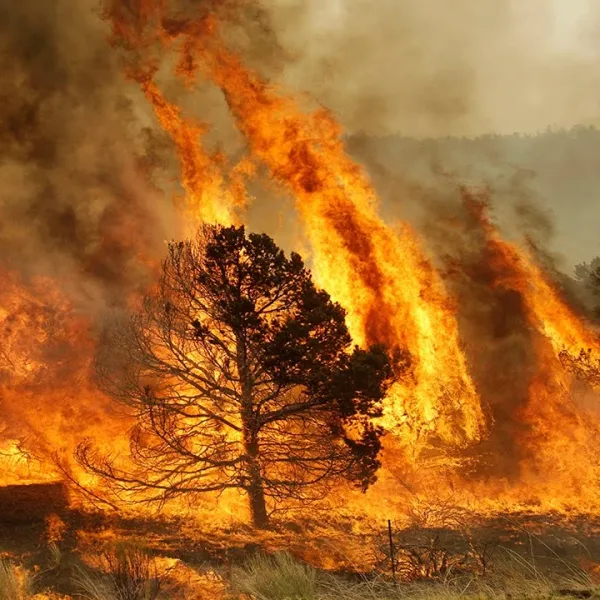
[74,546,161,600]
[0,560,31,600]
[232,553,320,600]
[230,548,600,600]
[1,538,597,600]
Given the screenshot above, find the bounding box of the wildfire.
[138,78,252,230]
[456,193,600,509]
[465,194,600,356]
[0,271,130,490]
[104,3,488,451]
[201,51,488,450]
[1,0,600,525]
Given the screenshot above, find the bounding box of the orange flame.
[148,15,487,450]
[0,270,131,492]
[103,0,251,230]
[465,193,600,356]
[1,0,600,527]
[139,78,252,229]
[459,193,600,509]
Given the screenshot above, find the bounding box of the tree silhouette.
[78,225,394,527]
[574,256,600,321]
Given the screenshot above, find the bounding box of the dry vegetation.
[1,545,599,600]
[230,551,599,600]
[0,559,31,600]
[0,508,599,600]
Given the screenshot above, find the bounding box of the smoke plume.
[0,0,177,309]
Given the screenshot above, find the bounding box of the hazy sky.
[265,0,600,268]
[551,0,593,50]
[261,0,600,138]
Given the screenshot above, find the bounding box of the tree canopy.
[79,224,394,527]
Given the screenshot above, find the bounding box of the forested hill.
[346,126,600,270]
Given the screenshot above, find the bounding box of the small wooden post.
[387,519,397,585]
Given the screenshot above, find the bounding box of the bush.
[75,545,161,600]
[232,553,320,600]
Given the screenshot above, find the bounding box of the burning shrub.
[44,514,67,545]
[378,505,496,582]
[378,527,495,581]
[559,348,600,388]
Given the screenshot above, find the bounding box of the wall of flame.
[0,0,599,522]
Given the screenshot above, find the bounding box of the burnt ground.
[1,508,600,596]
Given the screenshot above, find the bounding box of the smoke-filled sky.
[251,0,600,269]
[262,0,600,137]
[0,0,599,292]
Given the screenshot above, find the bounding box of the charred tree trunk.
[237,330,269,528]
[243,431,269,528]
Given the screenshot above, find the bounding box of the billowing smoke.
[0,0,177,309]
[0,0,182,479]
[3,0,598,286]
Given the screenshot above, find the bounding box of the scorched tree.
[78,225,394,527]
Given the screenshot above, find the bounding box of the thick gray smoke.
[2,0,598,291]
[0,0,177,310]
